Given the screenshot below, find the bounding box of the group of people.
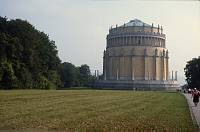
[189,88,200,107]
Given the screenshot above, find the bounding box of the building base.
[93,80,179,91]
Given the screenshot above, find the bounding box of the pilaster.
[155,49,159,80]
[162,56,165,80]
[144,49,148,80]
[103,51,106,80]
[131,56,135,80]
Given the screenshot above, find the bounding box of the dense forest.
[0,16,95,89]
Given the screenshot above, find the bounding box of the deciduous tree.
[184,57,200,89]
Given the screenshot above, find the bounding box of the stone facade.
[96,19,179,90]
[104,19,168,81]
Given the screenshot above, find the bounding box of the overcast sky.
[0,0,200,85]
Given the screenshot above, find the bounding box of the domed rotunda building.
[95,19,179,90]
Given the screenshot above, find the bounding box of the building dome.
[120,19,151,27]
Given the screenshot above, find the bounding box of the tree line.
[0,16,95,89]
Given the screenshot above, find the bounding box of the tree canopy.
[59,63,95,87]
[0,17,61,89]
[0,16,95,89]
[184,57,200,89]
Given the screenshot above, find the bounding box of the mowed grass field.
[0,90,198,131]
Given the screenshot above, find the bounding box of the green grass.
[0,90,198,131]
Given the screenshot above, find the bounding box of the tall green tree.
[0,61,17,89]
[79,64,90,76]
[184,57,200,89]
[78,64,92,86]
[59,62,79,87]
[58,63,95,88]
[0,16,61,89]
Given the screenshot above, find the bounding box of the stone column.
[146,37,148,46]
[162,50,165,80]
[111,57,114,80]
[154,54,156,80]
[166,51,169,80]
[130,36,132,45]
[118,56,120,80]
[122,37,124,45]
[128,56,132,80]
[153,37,155,46]
[106,54,109,80]
[116,69,119,80]
[131,56,135,80]
[126,36,128,45]
[108,56,113,80]
[175,71,178,81]
[123,36,125,45]
[166,58,169,80]
[144,49,148,80]
[119,56,124,80]
[150,37,152,46]
[103,53,106,80]
[162,56,165,80]
[155,49,158,80]
[135,36,137,45]
[117,37,119,45]
[133,36,136,45]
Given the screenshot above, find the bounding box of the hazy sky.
[0,0,200,84]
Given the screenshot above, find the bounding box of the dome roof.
[120,19,151,27]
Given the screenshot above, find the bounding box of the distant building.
[95,19,179,90]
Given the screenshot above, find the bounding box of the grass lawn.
[0,89,198,131]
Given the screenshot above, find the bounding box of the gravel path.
[184,93,200,128]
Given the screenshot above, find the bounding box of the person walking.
[191,88,200,107]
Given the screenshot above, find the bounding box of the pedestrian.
[191,88,200,107]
